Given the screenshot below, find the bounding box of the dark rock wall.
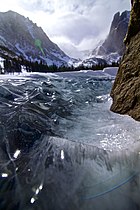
[96,11,130,56]
[110,0,140,121]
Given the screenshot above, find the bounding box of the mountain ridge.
[0,10,130,69]
[0,10,74,67]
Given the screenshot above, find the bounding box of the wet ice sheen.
[0,71,140,210]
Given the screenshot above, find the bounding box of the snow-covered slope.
[0,11,75,66]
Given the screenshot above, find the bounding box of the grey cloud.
[16,0,130,58]
[17,0,55,13]
[49,13,99,45]
[17,0,96,14]
[54,0,130,57]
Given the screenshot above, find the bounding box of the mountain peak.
[0,10,74,66]
[80,10,130,67]
[110,10,130,31]
[94,10,130,57]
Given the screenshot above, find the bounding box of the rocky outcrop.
[96,11,130,56]
[81,11,130,66]
[110,0,140,121]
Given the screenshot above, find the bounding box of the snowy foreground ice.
[0,68,140,210]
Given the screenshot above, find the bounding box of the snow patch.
[0,57,4,70]
[15,43,28,60]
[25,19,35,39]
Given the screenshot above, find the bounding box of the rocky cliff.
[81,11,130,66]
[110,0,140,121]
[95,11,130,57]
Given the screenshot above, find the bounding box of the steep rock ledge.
[110,0,140,121]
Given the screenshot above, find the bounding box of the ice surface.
[103,67,118,76]
[0,71,140,210]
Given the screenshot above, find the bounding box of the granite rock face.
[96,11,130,56]
[110,0,140,121]
[81,11,130,66]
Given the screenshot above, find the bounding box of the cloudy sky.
[0,0,130,58]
